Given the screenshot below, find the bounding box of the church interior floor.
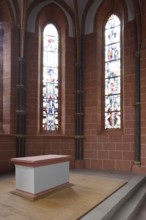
[0,169,138,220]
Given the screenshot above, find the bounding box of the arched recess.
[94,0,128,133]
[0,1,15,134]
[85,0,135,34]
[27,1,74,37]
[36,3,68,135]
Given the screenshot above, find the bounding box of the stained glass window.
[104,14,121,129]
[42,24,59,131]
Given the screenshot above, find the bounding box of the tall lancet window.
[42,24,59,131]
[104,14,121,129]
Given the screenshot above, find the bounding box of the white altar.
[11,154,71,200]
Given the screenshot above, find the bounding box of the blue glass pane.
[42,24,59,131]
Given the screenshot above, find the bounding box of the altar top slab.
[11,154,71,167]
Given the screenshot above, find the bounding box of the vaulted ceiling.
[7,0,139,36]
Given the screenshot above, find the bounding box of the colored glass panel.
[105,95,120,112]
[105,14,120,29]
[105,26,120,45]
[42,24,59,131]
[105,112,121,129]
[105,77,120,95]
[105,60,120,78]
[105,42,120,61]
[104,15,121,129]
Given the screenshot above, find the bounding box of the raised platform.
[80,174,146,220]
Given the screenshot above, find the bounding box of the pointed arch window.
[104,14,121,129]
[42,24,59,131]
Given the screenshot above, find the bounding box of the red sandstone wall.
[134,0,146,173]
[0,135,16,173]
[0,1,17,173]
[1,0,146,174]
[83,1,136,172]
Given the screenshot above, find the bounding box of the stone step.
[80,174,146,220]
[111,181,146,220]
[132,197,146,220]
